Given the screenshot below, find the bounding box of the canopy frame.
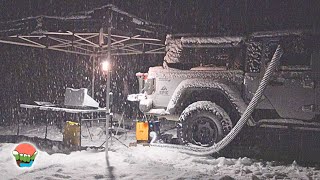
[0,31,165,56]
[0,4,169,99]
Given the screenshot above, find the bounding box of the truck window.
[167,47,243,70]
[267,37,312,69]
[246,41,263,73]
[246,36,313,73]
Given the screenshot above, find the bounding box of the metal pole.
[79,114,82,151]
[105,27,112,159]
[45,112,48,139]
[91,56,95,98]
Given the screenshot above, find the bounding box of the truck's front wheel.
[178,101,233,147]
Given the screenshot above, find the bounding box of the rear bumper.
[127,93,153,112]
[127,93,146,102]
[128,94,171,117]
[145,108,167,116]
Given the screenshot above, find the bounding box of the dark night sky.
[0,0,319,34]
[0,0,319,124]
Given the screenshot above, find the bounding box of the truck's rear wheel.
[178,101,233,147]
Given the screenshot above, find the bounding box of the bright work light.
[102,61,110,72]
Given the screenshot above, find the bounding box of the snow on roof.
[72,4,166,27]
[0,4,169,37]
[251,29,307,38]
[163,35,243,63]
[0,15,90,24]
[180,36,243,45]
[164,34,183,63]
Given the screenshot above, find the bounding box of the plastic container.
[63,121,80,149]
[136,121,149,141]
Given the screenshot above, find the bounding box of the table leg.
[45,111,48,139]
[110,115,112,145]
[79,114,82,151]
[85,121,93,141]
[17,115,20,136]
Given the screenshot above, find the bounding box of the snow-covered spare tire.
[178,101,233,147]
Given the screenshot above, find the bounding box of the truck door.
[312,37,320,118]
[263,38,316,120]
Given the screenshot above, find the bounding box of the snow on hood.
[147,66,243,84]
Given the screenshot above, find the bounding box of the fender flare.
[165,79,254,125]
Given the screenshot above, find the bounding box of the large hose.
[150,45,284,156]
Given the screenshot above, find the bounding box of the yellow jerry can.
[63,121,80,149]
[136,121,149,141]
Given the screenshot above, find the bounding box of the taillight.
[143,73,148,80]
[136,72,144,77]
[136,72,155,94]
[136,72,148,79]
[136,72,148,93]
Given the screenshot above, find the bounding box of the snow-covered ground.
[1,123,320,180]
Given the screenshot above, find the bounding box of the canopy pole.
[91,55,95,98]
[105,26,112,159]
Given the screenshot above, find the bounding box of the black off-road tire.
[177,101,233,147]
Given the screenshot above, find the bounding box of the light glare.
[102,61,110,71]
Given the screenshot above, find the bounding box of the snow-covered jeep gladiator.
[128,30,320,147]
